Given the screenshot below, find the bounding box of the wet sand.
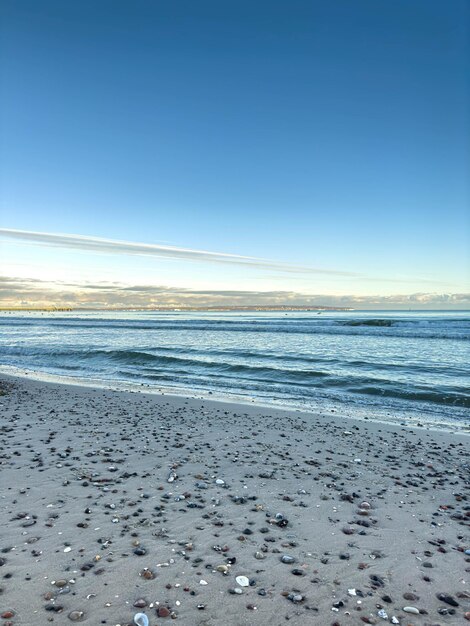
[0,373,468,625]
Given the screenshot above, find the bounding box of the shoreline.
[0,373,469,625]
[1,366,467,437]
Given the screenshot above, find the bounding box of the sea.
[0,310,469,431]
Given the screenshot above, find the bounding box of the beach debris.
[134,613,149,626]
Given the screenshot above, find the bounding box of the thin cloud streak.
[0,228,357,276]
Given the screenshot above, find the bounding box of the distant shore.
[0,373,468,625]
[0,306,354,312]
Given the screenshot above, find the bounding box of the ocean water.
[0,310,469,430]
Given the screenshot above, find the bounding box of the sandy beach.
[0,373,468,625]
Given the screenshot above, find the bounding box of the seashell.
[134,613,149,626]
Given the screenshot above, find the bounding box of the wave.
[2,346,468,408]
[1,345,468,378]
[340,319,394,327]
[2,317,469,340]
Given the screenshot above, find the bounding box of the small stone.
[229,588,243,595]
[1,612,14,619]
[254,551,265,560]
[287,593,304,603]
[403,606,419,614]
[291,568,305,576]
[134,547,146,556]
[235,576,250,587]
[133,599,147,608]
[436,593,459,607]
[403,593,419,601]
[280,555,296,564]
[157,607,171,618]
[68,611,85,621]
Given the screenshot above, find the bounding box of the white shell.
[134,613,149,626]
[235,575,250,587]
[403,606,420,614]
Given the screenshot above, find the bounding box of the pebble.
[287,593,304,603]
[229,587,243,595]
[403,606,420,614]
[68,611,85,621]
[157,607,171,617]
[436,592,459,606]
[235,576,250,587]
[291,568,305,576]
[280,555,296,564]
[133,599,147,608]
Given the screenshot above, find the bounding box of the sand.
[0,373,468,626]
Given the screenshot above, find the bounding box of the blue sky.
[0,0,469,308]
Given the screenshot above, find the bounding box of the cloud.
[0,276,468,309]
[0,228,357,276]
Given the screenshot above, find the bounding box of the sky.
[0,0,469,309]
